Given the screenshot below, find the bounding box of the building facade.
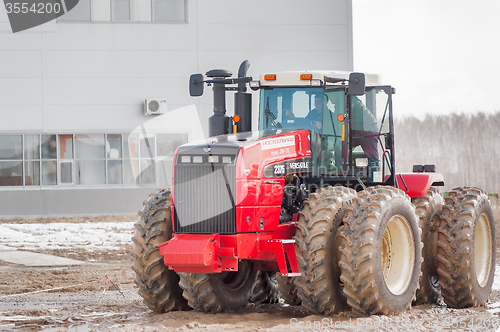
[0,0,353,216]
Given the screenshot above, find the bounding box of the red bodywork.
[159,129,444,276]
[161,130,311,276]
[394,172,444,198]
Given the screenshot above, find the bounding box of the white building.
[0,0,354,216]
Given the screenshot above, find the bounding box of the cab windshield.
[258,87,324,132]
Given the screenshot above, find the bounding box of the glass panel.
[124,134,138,159]
[156,133,188,156]
[0,135,22,160]
[92,0,111,21]
[107,134,122,159]
[0,161,23,186]
[320,89,346,172]
[59,134,73,159]
[258,87,323,132]
[107,160,122,184]
[140,135,155,158]
[155,159,172,187]
[124,159,139,184]
[41,135,57,159]
[25,161,40,186]
[140,159,155,184]
[115,0,130,20]
[60,162,73,184]
[58,0,91,21]
[42,160,57,185]
[108,160,123,184]
[24,135,40,160]
[75,134,105,159]
[75,160,106,185]
[154,0,185,22]
[351,87,392,183]
[134,0,151,21]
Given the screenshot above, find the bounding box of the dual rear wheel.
[292,185,422,315]
[132,186,496,315]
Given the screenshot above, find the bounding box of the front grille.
[174,163,236,234]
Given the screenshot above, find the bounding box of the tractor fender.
[394,172,444,198]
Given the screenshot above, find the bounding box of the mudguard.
[394,172,444,198]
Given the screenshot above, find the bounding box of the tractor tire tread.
[132,188,190,313]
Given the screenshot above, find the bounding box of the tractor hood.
[171,129,312,235]
[174,129,313,179]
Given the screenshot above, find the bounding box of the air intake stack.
[206,69,233,137]
[189,61,253,137]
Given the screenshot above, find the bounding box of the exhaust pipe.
[234,60,252,133]
[189,61,253,137]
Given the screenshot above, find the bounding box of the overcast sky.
[352,0,500,119]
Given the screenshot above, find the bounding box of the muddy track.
[0,215,499,331]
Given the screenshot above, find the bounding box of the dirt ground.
[1,214,500,331]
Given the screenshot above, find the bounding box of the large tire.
[178,261,257,313]
[293,186,357,315]
[275,273,301,305]
[436,187,496,308]
[339,186,422,315]
[412,187,444,304]
[131,188,190,313]
[250,271,279,304]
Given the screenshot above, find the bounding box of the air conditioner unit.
[144,99,168,115]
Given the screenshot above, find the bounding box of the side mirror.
[189,74,204,97]
[347,72,365,96]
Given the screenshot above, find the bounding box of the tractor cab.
[254,71,395,188]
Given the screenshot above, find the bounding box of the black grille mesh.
[174,164,236,234]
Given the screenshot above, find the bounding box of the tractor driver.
[306,94,323,131]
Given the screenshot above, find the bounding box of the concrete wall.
[0,187,153,217]
[0,0,353,216]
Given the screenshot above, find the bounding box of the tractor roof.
[255,70,379,88]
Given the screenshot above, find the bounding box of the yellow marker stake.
[342,124,345,141]
[233,124,237,133]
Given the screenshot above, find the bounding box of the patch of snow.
[494,264,500,291]
[0,222,134,252]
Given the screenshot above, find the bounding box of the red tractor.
[132,61,496,315]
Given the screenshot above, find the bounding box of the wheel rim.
[381,214,415,295]
[475,212,493,287]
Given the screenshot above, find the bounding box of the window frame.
[56,0,187,23]
[0,132,189,189]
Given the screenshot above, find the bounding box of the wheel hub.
[475,213,493,287]
[381,214,415,295]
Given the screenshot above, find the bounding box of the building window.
[41,135,57,186]
[58,0,91,21]
[57,0,186,22]
[157,133,187,156]
[153,0,185,22]
[0,133,187,188]
[25,135,40,186]
[75,134,106,185]
[114,0,130,20]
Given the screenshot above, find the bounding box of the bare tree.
[394,111,500,195]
